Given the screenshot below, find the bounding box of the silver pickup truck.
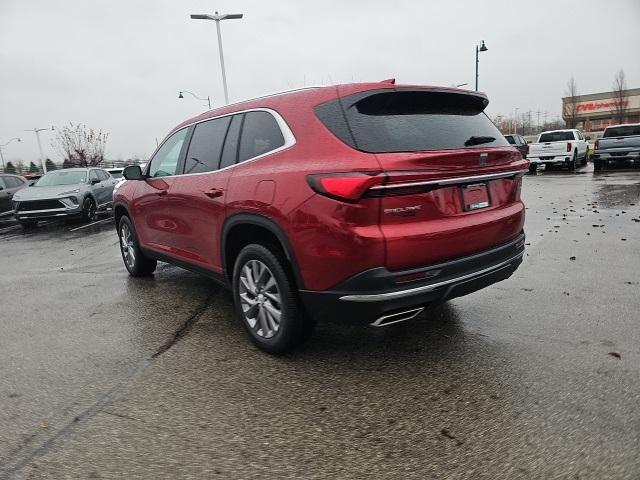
[593,123,640,171]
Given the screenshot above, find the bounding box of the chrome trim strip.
[370,307,424,327]
[146,108,296,179]
[15,207,74,214]
[340,252,524,303]
[369,169,528,191]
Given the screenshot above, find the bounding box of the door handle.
[204,188,223,198]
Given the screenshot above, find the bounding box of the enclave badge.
[479,153,488,166]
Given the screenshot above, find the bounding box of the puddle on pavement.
[594,182,640,209]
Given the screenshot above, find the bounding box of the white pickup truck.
[527,129,589,172]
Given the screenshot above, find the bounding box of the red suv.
[114,81,527,353]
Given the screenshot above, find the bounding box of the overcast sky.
[1,0,639,164]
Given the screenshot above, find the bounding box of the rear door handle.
[204,188,223,198]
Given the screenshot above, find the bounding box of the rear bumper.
[299,232,525,325]
[593,152,640,163]
[528,155,572,165]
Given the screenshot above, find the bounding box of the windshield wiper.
[464,135,496,147]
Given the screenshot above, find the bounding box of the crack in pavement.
[0,293,216,480]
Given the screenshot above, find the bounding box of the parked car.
[21,173,42,186]
[593,123,640,171]
[504,134,529,159]
[0,174,28,219]
[12,167,118,227]
[527,129,589,172]
[113,81,527,353]
[106,168,124,179]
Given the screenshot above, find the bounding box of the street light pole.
[190,11,243,105]
[475,40,488,91]
[0,137,21,171]
[178,90,211,109]
[24,126,54,174]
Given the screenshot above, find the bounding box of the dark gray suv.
[12,168,117,227]
[0,174,28,219]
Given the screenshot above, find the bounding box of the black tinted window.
[604,125,640,138]
[317,90,507,153]
[505,135,516,145]
[539,131,575,142]
[184,116,232,174]
[238,111,285,162]
[220,114,243,169]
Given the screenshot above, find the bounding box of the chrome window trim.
[147,108,296,179]
[339,252,524,303]
[369,169,527,191]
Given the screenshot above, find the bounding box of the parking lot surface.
[1,165,639,479]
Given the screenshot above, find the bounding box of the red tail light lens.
[566,142,572,152]
[595,140,599,150]
[307,172,384,203]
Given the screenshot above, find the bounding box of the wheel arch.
[222,213,304,289]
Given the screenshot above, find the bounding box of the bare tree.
[563,76,579,128]
[612,69,629,124]
[53,122,109,167]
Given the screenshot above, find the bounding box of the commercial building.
[562,88,640,132]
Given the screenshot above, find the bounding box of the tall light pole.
[178,90,211,109]
[513,108,519,134]
[475,40,488,91]
[24,126,54,173]
[190,11,243,104]
[0,137,21,171]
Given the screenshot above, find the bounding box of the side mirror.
[91,178,100,185]
[585,135,592,140]
[123,165,144,180]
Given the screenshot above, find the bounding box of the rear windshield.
[109,170,123,178]
[603,125,640,138]
[539,131,575,142]
[504,135,516,145]
[315,90,508,153]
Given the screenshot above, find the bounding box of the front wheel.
[82,197,97,222]
[118,216,157,276]
[233,244,313,354]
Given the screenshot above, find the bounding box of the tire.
[232,243,313,354]
[568,152,577,171]
[582,149,588,165]
[594,159,603,171]
[528,163,538,173]
[19,219,37,229]
[118,216,157,276]
[82,196,97,222]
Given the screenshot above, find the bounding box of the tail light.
[307,172,384,203]
[595,140,599,150]
[524,145,529,157]
[566,142,572,152]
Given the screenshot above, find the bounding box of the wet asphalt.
[0,164,639,479]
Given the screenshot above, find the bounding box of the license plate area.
[461,183,490,211]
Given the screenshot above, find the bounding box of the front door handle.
[204,188,223,199]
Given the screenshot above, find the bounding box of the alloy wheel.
[238,259,282,339]
[120,223,136,269]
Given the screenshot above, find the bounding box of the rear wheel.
[594,159,603,171]
[568,152,577,171]
[528,163,538,173]
[82,197,96,222]
[18,219,37,229]
[233,243,313,354]
[582,149,588,165]
[118,216,157,276]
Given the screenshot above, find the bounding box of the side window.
[5,176,21,188]
[0,177,6,189]
[184,116,232,174]
[219,114,244,169]
[98,170,109,181]
[89,170,99,183]
[238,111,285,163]
[148,128,189,178]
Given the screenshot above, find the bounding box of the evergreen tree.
[45,158,57,171]
[5,161,16,174]
[28,161,39,173]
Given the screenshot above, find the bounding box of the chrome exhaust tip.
[370,307,424,327]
